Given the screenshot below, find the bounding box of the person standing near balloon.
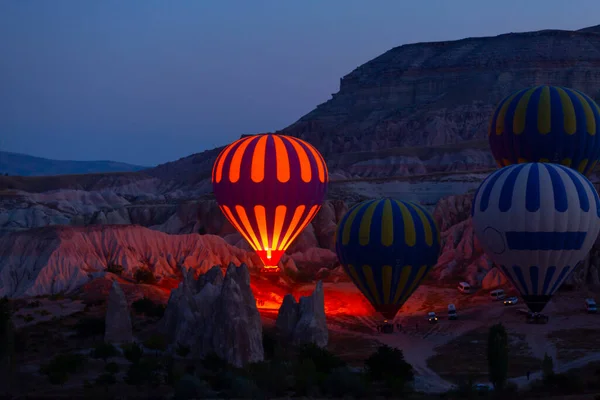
[489,85,600,175]
[212,134,328,273]
[334,198,441,330]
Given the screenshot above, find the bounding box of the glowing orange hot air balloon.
[212,134,329,273]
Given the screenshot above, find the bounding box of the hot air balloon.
[472,162,600,314]
[489,85,600,175]
[335,198,441,320]
[212,134,328,273]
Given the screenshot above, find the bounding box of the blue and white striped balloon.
[471,163,600,313]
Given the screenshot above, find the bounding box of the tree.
[364,345,414,392]
[487,323,509,391]
[121,342,144,364]
[0,297,15,396]
[542,352,554,381]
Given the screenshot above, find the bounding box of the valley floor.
[5,282,600,398]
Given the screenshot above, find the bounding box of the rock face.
[104,281,133,343]
[282,28,600,160]
[0,225,272,297]
[159,263,264,367]
[481,267,508,290]
[275,281,328,348]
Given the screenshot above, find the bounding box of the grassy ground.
[547,328,600,363]
[427,328,542,383]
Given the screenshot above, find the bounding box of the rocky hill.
[3,25,600,297]
[283,27,600,154]
[0,151,149,177]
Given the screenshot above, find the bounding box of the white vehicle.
[503,296,518,306]
[457,281,472,294]
[448,304,458,320]
[427,311,438,323]
[490,289,506,301]
[586,298,597,313]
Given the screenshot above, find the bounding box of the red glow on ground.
[250,280,377,317]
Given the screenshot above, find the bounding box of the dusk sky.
[2,1,600,166]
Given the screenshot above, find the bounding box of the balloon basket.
[376,319,395,334]
[260,266,280,274]
[526,312,549,324]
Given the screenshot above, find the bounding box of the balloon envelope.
[335,198,441,319]
[472,163,600,312]
[489,85,600,175]
[212,134,328,271]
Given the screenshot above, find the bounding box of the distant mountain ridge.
[0,151,149,176]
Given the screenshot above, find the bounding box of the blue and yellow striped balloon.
[472,163,600,313]
[489,85,600,176]
[334,198,441,320]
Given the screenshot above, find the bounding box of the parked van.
[457,282,472,294]
[586,298,597,313]
[448,304,458,320]
[490,289,506,301]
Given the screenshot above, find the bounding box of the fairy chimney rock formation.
[275,280,328,348]
[159,263,264,367]
[104,280,134,343]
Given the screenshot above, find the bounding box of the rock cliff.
[283,29,600,157]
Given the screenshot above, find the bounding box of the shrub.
[219,371,263,399]
[546,372,585,394]
[293,358,321,396]
[49,292,65,301]
[134,268,157,284]
[25,300,41,308]
[124,357,162,387]
[247,360,291,396]
[175,342,191,358]
[74,317,105,338]
[132,297,165,318]
[105,362,120,374]
[105,263,124,276]
[364,345,414,392]
[0,297,15,367]
[200,352,231,372]
[40,352,87,385]
[95,372,117,387]
[262,329,278,360]
[121,342,144,364]
[144,333,167,354]
[164,356,184,387]
[91,342,119,363]
[322,366,368,398]
[296,343,345,375]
